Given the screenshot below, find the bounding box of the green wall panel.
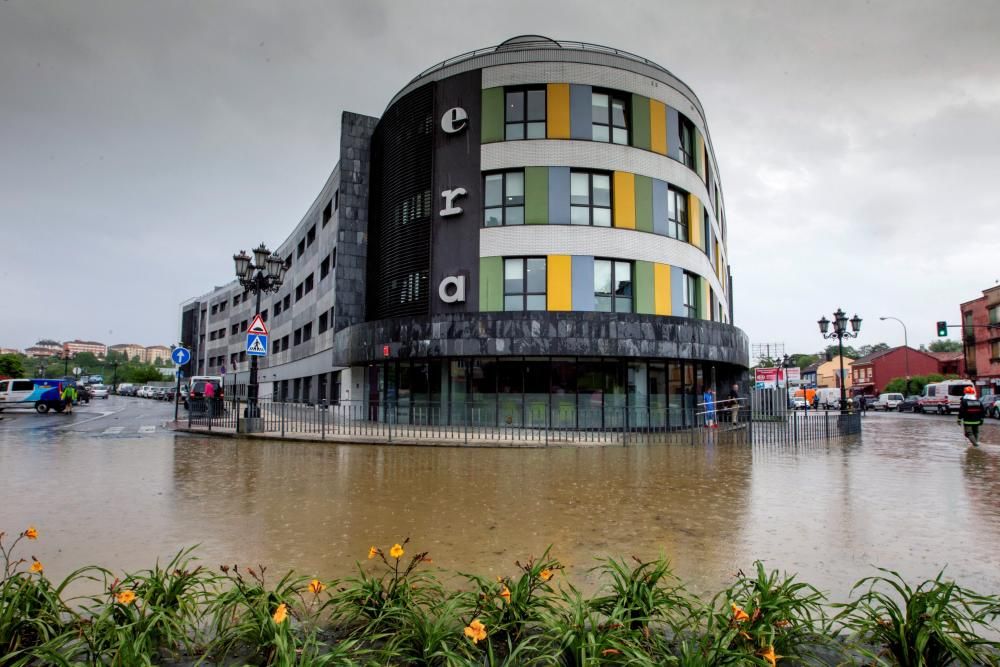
[634,175,653,233]
[481,88,504,144]
[630,94,651,151]
[525,167,549,224]
[635,260,655,315]
[479,257,503,311]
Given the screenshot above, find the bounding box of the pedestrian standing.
[728,383,740,424]
[60,383,78,415]
[958,386,984,447]
[702,387,717,428]
[204,380,216,417]
[857,394,867,415]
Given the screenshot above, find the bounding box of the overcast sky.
[2,0,998,358]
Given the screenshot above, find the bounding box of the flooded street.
[2,398,999,600]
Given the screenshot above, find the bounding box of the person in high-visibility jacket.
[60,383,78,415]
[957,386,984,447]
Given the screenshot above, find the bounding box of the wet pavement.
[1,398,998,600]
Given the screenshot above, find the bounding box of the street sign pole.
[170,346,192,425]
[174,370,182,422]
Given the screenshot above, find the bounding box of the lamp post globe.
[233,251,251,280]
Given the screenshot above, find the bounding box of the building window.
[281,334,289,350]
[484,171,524,226]
[239,351,246,363]
[594,259,633,313]
[322,200,332,226]
[240,319,248,332]
[334,190,339,210]
[210,304,218,316]
[303,322,312,342]
[591,91,628,144]
[503,257,546,311]
[304,274,314,294]
[284,255,292,270]
[683,272,699,318]
[261,309,268,322]
[667,187,688,241]
[570,171,611,226]
[331,248,336,269]
[230,323,238,336]
[274,300,282,316]
[320,254,330,279]
[678,115,695,169]
[989,305,999,325]
[318,311,329,334]
[991,340,1000,361]
[294,328,302,346]
[505,88,545,140]
[232,295,239,307]
[295,283,304,302]
[282,295,290,310]
[704,209,712,258]
[297,239,305,258]
[306,225,316,246]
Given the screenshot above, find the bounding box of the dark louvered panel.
[367,83,434,321]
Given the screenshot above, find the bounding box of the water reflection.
[1,414,998,601]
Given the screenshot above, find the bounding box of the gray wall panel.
[670,266,684,317]
[652,179,668,236]
[548,167,570,224]
[571,255,595,311]
[570,84,591,140]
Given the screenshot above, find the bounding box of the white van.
[815,387,842,409]
[918,379,974,414]
[876,392,904,411]
[0,378,67,413]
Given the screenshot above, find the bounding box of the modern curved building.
[180,36,749,429]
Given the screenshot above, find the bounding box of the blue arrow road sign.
[246,334,268,356]
[171,347,191,365]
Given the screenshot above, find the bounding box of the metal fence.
[182,393,862,446]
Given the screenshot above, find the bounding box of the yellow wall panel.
[613,172,636,229]
[650,99,667,155]
[547,254,572,311]
[688,195,702,249]
[654,263,671,316]
[547,83,570,139]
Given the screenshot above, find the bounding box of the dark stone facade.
[334,111,378,334]
[333,312,749,367]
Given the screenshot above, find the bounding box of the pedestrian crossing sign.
[246,333,268,356]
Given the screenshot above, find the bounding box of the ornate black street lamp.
[233,243,285,425]
[818,308,862,413]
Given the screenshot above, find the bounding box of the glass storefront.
[367,357,735,429]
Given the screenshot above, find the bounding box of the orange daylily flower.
[272,603,288,623]
[463,618,487,643]
[539,569,553,581]
[389,543,404,559]
[30,559,43,574]
[601,649,622,656]
[367,546,379,560]
[25,526,38,540]
[759,645,780,667]
[308,579,326,594]
[499,584,511,604]
[116,590,136,605]
[731,603,750,623]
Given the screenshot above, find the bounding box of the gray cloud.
[1,0,998,355]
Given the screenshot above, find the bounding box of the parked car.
[116,383,134,396]
[163,387,176,401]
[75,383,91,404]
[897,395,921,412]
[90,384,110,399]
[183,376,223,409]
[981,394,1000,419]
[153,387,167,400]
[876,392,904,411]
[138,386,152,398]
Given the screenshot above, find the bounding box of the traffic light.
[936,321,948,337]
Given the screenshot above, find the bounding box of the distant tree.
[124,365,165,383]
[824,344,859,360]
[36,339,60,346]
[131,355,141,364]
[72,351,100,368]
[929,339,963,353]
[857,343,891,357]
[0,354,25,379]
[789,353,819,368]
[884,373,957,396]
[105,350,127,364]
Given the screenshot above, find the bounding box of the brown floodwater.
[1,413,998,601]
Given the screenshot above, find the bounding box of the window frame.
[504,87,547,141]
[666,187,689,241]
[569,170,612,227]
[483,170,525,227]
[678,115,695,169]
[503,256,547,312]
[593,258,634,314]
[591,89,629,145]
[682,272,699,319]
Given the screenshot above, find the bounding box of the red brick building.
[927,351,964,376]
[960,284,1000,395]
[851,346,942,396]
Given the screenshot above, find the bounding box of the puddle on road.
[1,414,998,599]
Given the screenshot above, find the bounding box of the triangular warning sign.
[247,335,267,354]
[248,314,268,335]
